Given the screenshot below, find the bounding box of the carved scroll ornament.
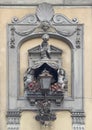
[10,2,81,49]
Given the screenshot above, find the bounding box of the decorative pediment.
[28,45,40,54]
[12,3,78,25]
[9,3,82,49]
[28,45,62,55]
[27,34,63,72]
[50,45,62,53]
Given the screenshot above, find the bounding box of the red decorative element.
[51,83,62,92]
[28,81,40,92]
[29,82,33,88]
[28,81,36,89]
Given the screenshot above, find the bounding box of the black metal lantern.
[39,70,52,94]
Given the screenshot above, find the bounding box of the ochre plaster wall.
[0,7,92,130]
[20,111,71,130]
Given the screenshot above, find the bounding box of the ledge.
[0,0,92,7]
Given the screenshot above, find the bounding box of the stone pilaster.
[71,112,85,130]
[6,110,21,130]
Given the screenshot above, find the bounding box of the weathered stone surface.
[0,0,92,5]
[0,0,64,5]
[65,0,92,5]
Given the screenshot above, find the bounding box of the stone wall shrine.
[6,3,84,130]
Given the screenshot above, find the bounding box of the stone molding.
[71,112,85,130]
[6,2,85,129]
[0,0,92,6]
[7,2,84,112]
[6,110,21,130]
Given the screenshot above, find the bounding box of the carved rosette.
[71,112,85,130]
[6,111,21,130]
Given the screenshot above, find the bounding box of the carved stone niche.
[23,34,68,124]
[24,34,67,106]
[7,2,84,129]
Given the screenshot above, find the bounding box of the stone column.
[6,110,21,130]
[71,112,85,130]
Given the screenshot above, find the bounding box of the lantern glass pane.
[40,77,51,89]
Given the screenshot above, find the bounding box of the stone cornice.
[0,1,92,7]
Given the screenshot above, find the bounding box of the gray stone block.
[0,0,92,5]
[64,0,92,5]
[0,0,64,5]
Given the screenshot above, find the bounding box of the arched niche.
[6,3,84,130]
[19,37,72,97]
[7,2,83,112]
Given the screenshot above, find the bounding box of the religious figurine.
[58,68,68,90]
[24,67,34,90]
[40,34,51,59]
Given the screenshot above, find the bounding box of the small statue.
[40,34,51,59]
[58,68,68,90]
[24,67,34,90]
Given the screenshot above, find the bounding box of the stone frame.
[7,3,84,113]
